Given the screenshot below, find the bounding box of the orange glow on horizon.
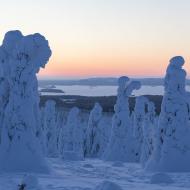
[39,52,190,78]
[1,1,190,78]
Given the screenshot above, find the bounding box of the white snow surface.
[150,173,174,184]
[20,174,41,189]
[0,158,189,190]
[94,180,123,190]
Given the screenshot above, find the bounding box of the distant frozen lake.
[39,85,190,96]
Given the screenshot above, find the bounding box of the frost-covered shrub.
[146,56,190,172]
[133,96,148,161]
[85,103,107,157]
[0,30,51,173]
[140,101,156,167]
[42,100,59,157]
[103,76,141,162]
[61,107,84,160]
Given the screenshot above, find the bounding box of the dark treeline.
[40,95,163,114]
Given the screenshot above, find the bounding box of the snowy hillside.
[1,158,190,190]
[0,31,190,189]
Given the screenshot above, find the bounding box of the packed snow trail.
[0,158,190,190]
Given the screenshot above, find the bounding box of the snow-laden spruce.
[133,96,148,161]
[103,76,141,162]
[85,102,107,157]
[0,30,51,173]
[62,107,84,160]
[146,56,190,172]
[42,100,58,157]
[0,48,10,144]
[140,100,156,167]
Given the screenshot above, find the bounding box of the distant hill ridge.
[38,77,190,87]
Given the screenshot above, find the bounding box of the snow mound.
[95,181,123,190]
[150,173,174,184]
[62,151,84,161]
[83,164,94,168]
[112,161,124,167]
[18,174,41,190]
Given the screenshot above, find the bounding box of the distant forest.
[40,95,163,115]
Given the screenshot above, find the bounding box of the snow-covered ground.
[1,158,190,190]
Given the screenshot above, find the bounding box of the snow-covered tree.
[133,96,148,161]
[140,101,156,167]
[0,30,51,173]
[0,48,10,144]
[146,56,190,172]
[43,100,58,157]
[61,107,84,160]
[85,102,107,157]
[56,109,66,154]
[103,76,141,162]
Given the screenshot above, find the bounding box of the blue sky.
[1,0,190,77]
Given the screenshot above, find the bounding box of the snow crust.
[19,174,41,190]
[112,161,124,167]
[95,180,123,190]
[150,173,174,184]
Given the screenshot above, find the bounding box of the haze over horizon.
[1,0,190,78]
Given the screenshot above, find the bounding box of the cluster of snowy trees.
[103,56,190,172]
[0,30,188,173]
[38,56,190,173]
[41,102,110,161]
